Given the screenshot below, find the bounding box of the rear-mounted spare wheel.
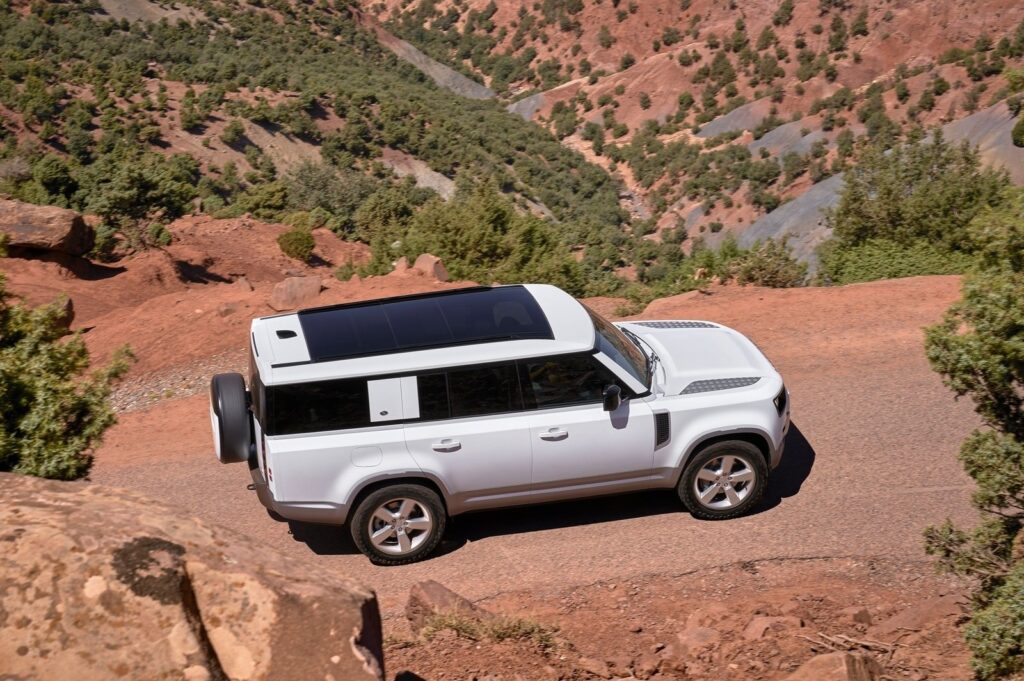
[210,372,253,464]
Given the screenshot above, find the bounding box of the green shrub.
[277,227,315,262]
[146,222,172,246]
[0,279,131,480]
[964,562,1024,680]
[923,192,1024,679]
[729,239,807,287]
[818,238,975,284]
[1013,115,1024,148]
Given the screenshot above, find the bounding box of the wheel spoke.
[719,455,736,475]
[699,483,721,502]
[370,526,395,547]
[396,530,412,553]
[724,486,742,506]
[398,499,415,518]
[373,508,396,524]
[405,518,432,532]
[696,469,718,482]
[729,469,755,484]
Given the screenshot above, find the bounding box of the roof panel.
[296,285,553,363]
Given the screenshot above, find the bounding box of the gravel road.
[92,277,980,615]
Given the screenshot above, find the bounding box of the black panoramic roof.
[296,285,554,362]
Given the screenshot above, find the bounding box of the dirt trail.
[90,275,980,618]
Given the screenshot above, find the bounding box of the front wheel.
[350,484,447,565]
[678,440,768,520]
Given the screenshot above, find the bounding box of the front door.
[520,354,656,490]
[403,363,534,512]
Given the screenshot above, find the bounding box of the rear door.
[403,363,535,512]
[521,354,656,490]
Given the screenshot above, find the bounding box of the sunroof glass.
[298,286,553,362]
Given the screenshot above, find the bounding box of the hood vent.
[681,377,761,394]
[635,321,717,329]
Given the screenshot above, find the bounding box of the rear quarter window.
[267,378,370,435]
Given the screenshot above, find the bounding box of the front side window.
[582,304,650,388]
[520,354,625,409]
[267,378,370,435]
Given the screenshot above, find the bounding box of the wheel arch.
[673,429,773,485]
[347,474,451,520]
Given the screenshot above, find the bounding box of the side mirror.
[602,384,622,412]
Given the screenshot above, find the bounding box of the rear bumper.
[248,466,348,525]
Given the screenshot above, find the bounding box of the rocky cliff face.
[0,473,385,681]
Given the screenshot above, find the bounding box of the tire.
[350,484,447,566]
[678,440,768,520]
[209,372,252,464]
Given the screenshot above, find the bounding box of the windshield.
[582,303,651,389]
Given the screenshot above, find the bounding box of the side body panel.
[529,399,656,488]
[403,413,535,515]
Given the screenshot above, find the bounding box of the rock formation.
[0,473,384,681]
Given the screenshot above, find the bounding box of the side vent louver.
[655,412,671,448]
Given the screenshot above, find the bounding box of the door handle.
[539,428,568,441]
[431,439,461,452]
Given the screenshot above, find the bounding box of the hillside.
[365,0,1024,254]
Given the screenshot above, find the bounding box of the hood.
[618,320,775,396]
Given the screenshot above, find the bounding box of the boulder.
[782,652,883,681]
[268,276,323,311]
[0,199,94,255]
[412,253,449,282]
[0,472,384,681]
[405,580,494,636]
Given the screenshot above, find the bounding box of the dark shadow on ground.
[285,422,816,557]
[759,422,816,511]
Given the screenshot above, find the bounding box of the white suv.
[210,284,789,564]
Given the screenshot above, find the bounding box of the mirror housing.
[602,384,622,412]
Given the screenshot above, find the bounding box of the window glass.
[582,304,650,387]
[416,372,450,421]
[446,363,523,417]
[521,355,622,409]
[298,286,553,362]
[267,378,370,435]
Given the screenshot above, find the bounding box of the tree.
[826,134,1010,252]
[924,189,1024,680]
[1013,115,1024,148]
[0,277,130,479]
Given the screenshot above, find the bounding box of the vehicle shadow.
[284,423,815,557]
[759,422,816,511]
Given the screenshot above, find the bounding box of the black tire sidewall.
[350,484,447,565]
[210,372,252,464]
[679,440,768,520]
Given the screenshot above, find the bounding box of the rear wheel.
[350,484,446,565]
[679,440,767,520]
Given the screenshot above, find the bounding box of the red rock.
[0,199,94,255]
[867,595,965,639]
[782,652,883,681]
[0,473,383,681]
[413,253,449,282]
[268,276,323,311]
[742,615,804,640]
[405,580,494,635]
